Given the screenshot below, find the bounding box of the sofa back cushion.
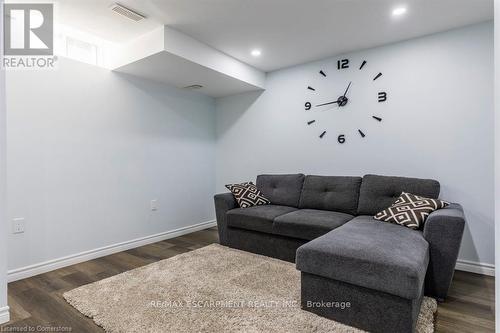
[299,176,362,215]
[256,174,305,207]
[357,174,440,215]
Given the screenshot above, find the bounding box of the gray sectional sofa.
[214,174,465,333]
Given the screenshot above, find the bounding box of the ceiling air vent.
[183,85,204,90]
[110,3,146,22]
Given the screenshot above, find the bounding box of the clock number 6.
[338,135,346,144]
[305,102,311,110]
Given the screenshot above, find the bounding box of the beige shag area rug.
[64,244,437,333]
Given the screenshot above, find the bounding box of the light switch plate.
[150,199,158,211]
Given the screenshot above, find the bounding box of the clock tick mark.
[319,70,326,77]
[319,131,326,138]
[359,61,367,70]
[373,72,383,81]
[307,86,316,91]
[307,120,316,125]
[372,116,382,122]
[358,129,366,138]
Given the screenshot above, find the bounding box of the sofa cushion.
[226,205,297,234]
[296,216,429,299]
[299,175,362,215]
[357,174,440,216]
[256,174,305,207]
[274,209,354,240]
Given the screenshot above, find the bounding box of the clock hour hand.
[316,101,340,107]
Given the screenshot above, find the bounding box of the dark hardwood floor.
[1,227,495,332]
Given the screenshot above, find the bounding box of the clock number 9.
[305,102,311,110]
[338,135,346,144]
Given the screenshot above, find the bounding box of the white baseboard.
[8,220,216,282]
[455,259,495,276]
[0,306,10,324]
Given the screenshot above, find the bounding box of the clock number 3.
[338,135,346,144]
[378,92,387,102]
[337,59,349,70]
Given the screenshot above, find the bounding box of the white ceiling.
[52,0,492,72]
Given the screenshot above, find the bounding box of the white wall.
[6,57,216,272]
[216,22,494,268]
[0,0,10,324]
[494,0,500,329]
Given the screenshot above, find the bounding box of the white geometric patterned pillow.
[225,182,271,208]
[374,192,449,230]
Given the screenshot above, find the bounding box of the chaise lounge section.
[214,173,465,332]
[297,217,429,332]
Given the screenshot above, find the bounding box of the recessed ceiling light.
[392,6,407,17]
[251,49,262,57]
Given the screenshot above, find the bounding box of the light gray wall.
[6,57,216,270]
[216,22,494,266]
[494,0,500,328]
[0,0,9,322]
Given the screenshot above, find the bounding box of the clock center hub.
[337,96,348,107]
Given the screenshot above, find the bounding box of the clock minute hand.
[343,81,352,97]
[316,101,339,107]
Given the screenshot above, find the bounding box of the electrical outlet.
[150,199,158,211]
[12,217,25,234]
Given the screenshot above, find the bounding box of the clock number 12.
[337,59,349,70]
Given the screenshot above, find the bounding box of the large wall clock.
[304,58,387,144]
